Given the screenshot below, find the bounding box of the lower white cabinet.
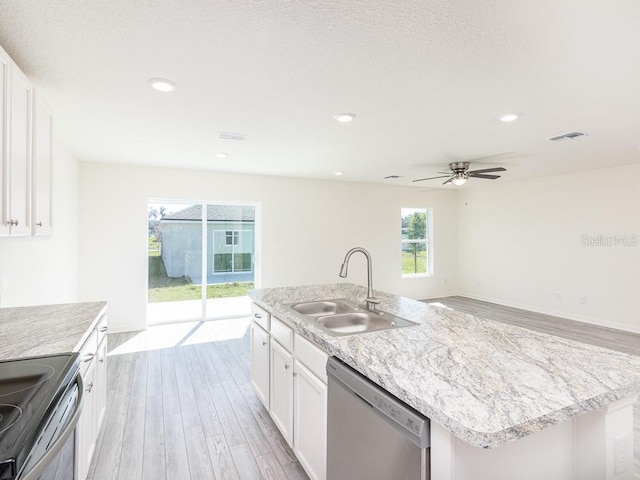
[76,314,108,480]
[270,339,294,446]
[250,305,328,480]
[294,359,327,480]
[250,322,270,409]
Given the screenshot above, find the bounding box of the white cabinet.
[250,303,328,480]
[0,43,53,237]
[31,92,53,235]
[76,313,108,480]
[77,355,96,480]
[1,46,32,236]
[294,359,327,480]
[250,322,270,409]
[270,338,294,447]
[0,48,9,235]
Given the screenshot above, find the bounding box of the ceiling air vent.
[549,131,588,142]
[218,131,247,141]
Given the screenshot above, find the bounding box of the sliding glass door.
[147,201,257,325]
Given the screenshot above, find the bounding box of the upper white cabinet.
[0,43,52,237]
[32,92,53,235]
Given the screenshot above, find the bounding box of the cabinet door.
[95,337,108,433]
[294,360,327,480]
[31,91,53,235]
[77,359,96,480]
[270,340,294,447]
[7,65,32,236]
[250,322,270,409]
[0,49,10,235]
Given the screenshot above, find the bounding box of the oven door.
[18,375,84,480]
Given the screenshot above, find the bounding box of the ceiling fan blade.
[412,175,453,183]
[442,177,454,185]
[467,167,506,174]
[468,173,501,179]
[437,171,452,175]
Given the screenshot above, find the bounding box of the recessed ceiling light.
[216,152,229,159]
[334,113,356,123]
[498,113,520,122]
[335,171,345,176]
[148,78,177,92]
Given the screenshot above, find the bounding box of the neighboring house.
[158,205,255,284]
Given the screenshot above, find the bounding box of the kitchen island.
[249,283,640,480]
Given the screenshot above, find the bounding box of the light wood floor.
[87,318,309,480]
[425,296,640,478]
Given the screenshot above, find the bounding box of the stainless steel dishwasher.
[327,357,430,480]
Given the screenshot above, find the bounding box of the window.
[225,230,239,246]
[401,208,432,276]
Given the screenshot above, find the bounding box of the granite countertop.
[0,301,107,361]
[249,283,640,449]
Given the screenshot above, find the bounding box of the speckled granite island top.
[249,283,640,449]
[0,301,107,361]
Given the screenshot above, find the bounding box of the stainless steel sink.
[289,299,356,317]
[286,300,417,336]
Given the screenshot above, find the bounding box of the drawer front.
[295,333,329,384]
[79,329,98,378]
[271,316,293,352]
[96,314,108,345]
[251,303,270,331]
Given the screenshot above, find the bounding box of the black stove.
[0,353,79,480]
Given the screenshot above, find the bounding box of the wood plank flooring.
[425,296,640,478]
[87,318,308,480]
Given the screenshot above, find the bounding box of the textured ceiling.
[1,0,639,187]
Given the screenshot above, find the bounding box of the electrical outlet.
[614,433,629,474]
[555,293,561,301]
[580,296,587,305]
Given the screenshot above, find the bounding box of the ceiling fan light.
[452,175,468,186]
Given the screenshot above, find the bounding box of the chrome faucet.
[338,247,380,311]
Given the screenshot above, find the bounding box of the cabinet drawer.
[295,333,329,384]
[251,303,270,331]
[271,316,293,352]
[79,329,98,378]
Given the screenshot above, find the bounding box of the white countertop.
[249,283,640,449]
[0,301,107,361]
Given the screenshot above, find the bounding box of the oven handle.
[19,374,85,480]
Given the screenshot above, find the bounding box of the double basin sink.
[286,299,417,336]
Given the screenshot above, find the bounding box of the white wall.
[457,163,640,333]
[78,163,458,332]
[0,141,80,306]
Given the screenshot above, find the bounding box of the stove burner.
[0,364,55,398]
[0,403,22,435]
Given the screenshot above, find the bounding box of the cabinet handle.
[99,358,104,364]
[254,313,262,318]
[9,219,18,226]
[86,382,93,393]
[83,353,95,363]
[262,341,267,346]
[100,326,108,333]
[284,364,290,370]
[36,221,43,227]
[293,372,297,377]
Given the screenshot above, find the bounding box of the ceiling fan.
[413,161,506,186]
